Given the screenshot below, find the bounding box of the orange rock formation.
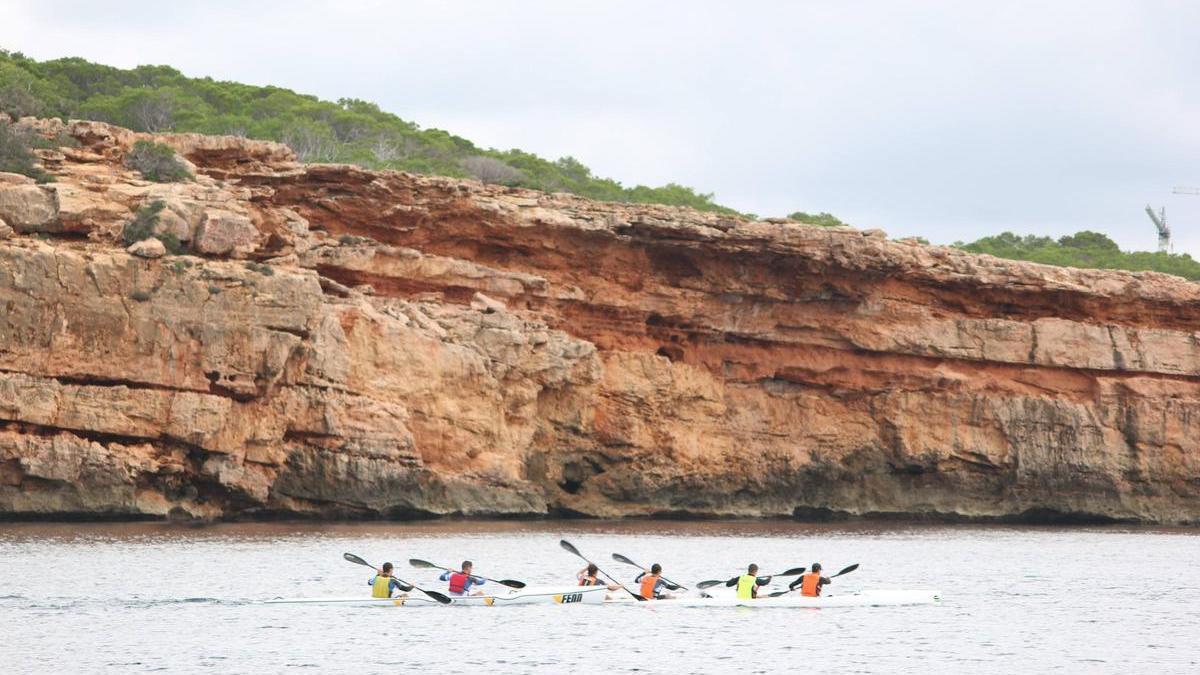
[1,117,1197,523]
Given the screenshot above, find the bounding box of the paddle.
[343,552,452,604]
[560,539,645,602]
[611,552,688,591]
[696,566,807,590]
[768,563,860,597]
[408,558,527,589]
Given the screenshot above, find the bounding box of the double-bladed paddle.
[768,563,859,597]
[343,552,452,604]
[560,539,645,602]
[408,558,526,589]
[611,552,688,591]
[696,566,807,590]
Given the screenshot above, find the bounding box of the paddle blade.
[696,580,724,590]
[422,589,452,605]
[767,590,789,598]
[343,553,372,568]
[778,567,806,577]
[611,553,640,568]
[559,539,582,558]
[833,563,859,577]
[408,558,437,569]
[398,583,414,592]
[498,579,526,589]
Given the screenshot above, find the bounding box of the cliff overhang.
[1,117,1197,525]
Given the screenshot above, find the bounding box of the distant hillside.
[0,49,737,214]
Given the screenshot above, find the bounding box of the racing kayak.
[264,585,610,607]
[616,589,941,608]
[266,587,938,608]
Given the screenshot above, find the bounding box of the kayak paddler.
[634,563,675,600]
[577,563,621,591]
[736,564,771,600]
[788,562,831,597]
[439,560,486,596]
[368,562,405,598]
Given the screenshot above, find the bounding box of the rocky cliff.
[1,118,1197,524]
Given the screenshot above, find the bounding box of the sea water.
[1,520,1197,674]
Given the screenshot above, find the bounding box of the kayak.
[264,585,611,607]
[619,589,941,608]
[265,587,938,608]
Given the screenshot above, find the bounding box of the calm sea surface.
[1,520,1197,674]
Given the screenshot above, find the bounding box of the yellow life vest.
[372,575,393,598]
[736,574,758,600]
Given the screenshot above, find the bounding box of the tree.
[461,155,524,185]
[281,120,337,162]
[124,89,177,132]
[788,211,847,228]
[369,134,415,162]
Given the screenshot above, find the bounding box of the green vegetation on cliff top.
[2,49,1198,281]
[0,49,736,214]
[955,231,1200,281]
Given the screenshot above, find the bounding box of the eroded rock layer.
[1,117,1198,523]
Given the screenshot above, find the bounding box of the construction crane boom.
[1173,186,1200,196]
[1145,205,1170,253]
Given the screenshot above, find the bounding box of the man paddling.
[439,560,486,596]
[634,563,675,600]
[789,562,832,597]
[736,564,771,600]
[577,563,621,591]
[368,562,405,598]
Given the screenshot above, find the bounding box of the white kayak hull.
[265,585,611,607]
[266,588,938,608]
[623,589,941,608]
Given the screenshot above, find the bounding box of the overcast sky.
[3,1,1199,251]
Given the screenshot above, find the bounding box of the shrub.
[130,290,152,302]
[157,231,183,255]
[125,139,191,182]
[337,233,370,246]
[26,130,80,150]
[243,261,275,276]
[121,200,182,254]
[0,121,53,182]
[0,83,44,118]
[122,200,164,246]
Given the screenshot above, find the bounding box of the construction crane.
[1173,186,1200,196]
[1145,205,1170,253]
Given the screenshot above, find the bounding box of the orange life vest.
[579,575,599,587]
[800,572,822,597]
[639,574,661,599]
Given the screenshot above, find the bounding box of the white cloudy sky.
[3,1,1199,251]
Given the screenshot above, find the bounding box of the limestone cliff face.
[1,117,1197,523]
